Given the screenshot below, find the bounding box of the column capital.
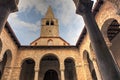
[60,68,65,71]
[34,67,39,72]
[73,0,93,15]
[0,0,19,12]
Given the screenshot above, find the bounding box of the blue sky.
[8,0,96,45]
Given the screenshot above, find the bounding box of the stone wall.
[0,28,18,80]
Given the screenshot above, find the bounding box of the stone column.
[9,67,21,80]
[73,0,120,80]
[60,69,65,80]
[0,0,19,33]
[75,64,83,80]
[34,67,39,80]
[1,67,12,80]
[7,67,12,80]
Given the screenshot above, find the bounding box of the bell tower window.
[46,21,49,25]
[51,21,54,25]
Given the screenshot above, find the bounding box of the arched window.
[46,21,49,25]
[51,21,54,25]
[20,59,35,80]
[47,39,53,45]
[0,50,12,79]
[83,50,97,80]
[64,58,77,80]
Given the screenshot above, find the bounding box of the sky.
[8,0,97,45]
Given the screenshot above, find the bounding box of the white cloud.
[8,13,40,45]
[18,0,48,15]
[8,13,40,32]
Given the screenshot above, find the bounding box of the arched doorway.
[39,54,60,80]
[44,69,58,80]
[83,50,97,80]
[64,58,77,80]
[20,59,35,80]
[0,50,12,79]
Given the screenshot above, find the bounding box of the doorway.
[44,69,58,80]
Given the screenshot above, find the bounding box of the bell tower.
[30,6,69,46]
[40,6,59,37]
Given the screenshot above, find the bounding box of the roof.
[76,27,87,46]
[45,6,55,18]
[5,22,21,47]
[30,36,70,45]
[19,46,77,49]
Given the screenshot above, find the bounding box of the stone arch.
[0,49,12,79]
[20,57,36,67]
[40,53,60,63]
[64,58,77,80]
[39,53,60,80]
[83,50,97,80]
[101,18,120,68]
[101,18,120,46]
[20,58,35,80]
[43,69,59,80]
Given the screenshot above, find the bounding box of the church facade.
[0,0,120,80]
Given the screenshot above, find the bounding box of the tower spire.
[45,6,54,18]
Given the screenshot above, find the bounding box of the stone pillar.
[92,58,102,80]
[75,64,83,80]
[1,67,12,80]
[8,67,21,80]
[7,67,12,80]
[60,69,65,80]
[34,67,39,80]
[73,0,120,80]
[84,63,92,80]
[0,0,19,33]
[60,62,65,80]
